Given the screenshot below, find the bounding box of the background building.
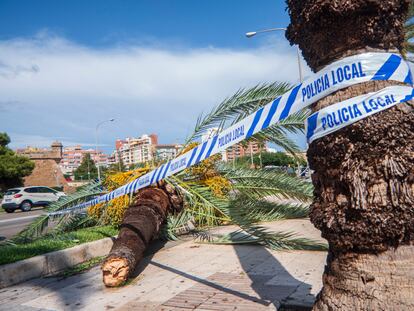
[200,127,267,162]
[155,144,182,161]
[16,142,72,191]
[60,145,108,175]
[115,134,158,167]
[225,141,267,162]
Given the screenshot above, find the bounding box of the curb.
[0,236,115,289]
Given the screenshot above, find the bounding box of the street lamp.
[95,118,115,181]
[245,27,303,82]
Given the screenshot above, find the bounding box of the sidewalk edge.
[0,236,115,288]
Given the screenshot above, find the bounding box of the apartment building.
[115,134,158,166]
[225,141,267,162]
[60,145,108,175]
[155,144,182,161]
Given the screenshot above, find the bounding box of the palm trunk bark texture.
[102,187,171,287]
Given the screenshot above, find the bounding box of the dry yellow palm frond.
[204,176,231,197]
[105,167,150,190]
[88,167,150,224]
[186,154,222,180]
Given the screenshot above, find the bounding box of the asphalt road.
[0,207,45,240]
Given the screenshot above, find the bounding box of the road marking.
[0,214,44,224]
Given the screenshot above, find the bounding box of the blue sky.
[0,0,308,152]
[0,1,290,48]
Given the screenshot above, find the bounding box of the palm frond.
[48,213,97,237]
[185,82,291,144]
[14,181,103,241]
[167,175,230,228]
[204,228,326,250]
[198,195,325,251]
[47,180,103,214]
[160,209,196,240]
[252,109,310,155]
[230,195,309,222]
[221,167,313,202]
[168,172,323,250]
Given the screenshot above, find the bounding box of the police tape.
[305,85,414,143]
[48,52,413,216]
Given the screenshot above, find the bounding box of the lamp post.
[246,27,303,82]
[95,118,115,181]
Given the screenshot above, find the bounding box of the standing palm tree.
[286,0,414,309]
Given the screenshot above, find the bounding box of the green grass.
[0,225,118,265]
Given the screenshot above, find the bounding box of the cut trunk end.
[102,257,130,287]
[101,187,173,287]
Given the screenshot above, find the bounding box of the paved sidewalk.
[0,219,327,311]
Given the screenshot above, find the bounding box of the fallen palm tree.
[16,83,326,287]
[102,186,172,286]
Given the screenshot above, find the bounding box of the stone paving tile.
[159,273,288,310]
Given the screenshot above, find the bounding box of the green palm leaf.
[199,194,325,251]
[230,195,309,222]
[167,173,324,250]
[206,229,326,251]
[14,181,103,242]
[221,166,313,201]
[251,109,310,155]
[167,175,230,228]
[185,82,291,144]
[161,209,195,240]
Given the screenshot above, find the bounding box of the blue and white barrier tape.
[49,52,412,216]
[305,85,414,143]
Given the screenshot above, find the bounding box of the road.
[0,208,45,240]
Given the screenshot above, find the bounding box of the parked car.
[1,186,66,213]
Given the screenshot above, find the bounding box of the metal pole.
[246,27,304,82]
[296,46,303,82]
[95,127,100,181]
[87,156,91,181]
[95,119,115,182]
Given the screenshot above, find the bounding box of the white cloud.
[0,34,310,151]
[8,133,101,149]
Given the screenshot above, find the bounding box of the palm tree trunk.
[286,0,414,309]
[102,187,171,287]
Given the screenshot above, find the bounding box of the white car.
[1,186,66,213]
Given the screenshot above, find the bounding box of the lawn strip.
[0,225,118,265]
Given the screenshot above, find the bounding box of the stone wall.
[23,159,73,192]
[19,142,75,193]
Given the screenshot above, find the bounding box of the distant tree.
[236,151,306,168]
[128,162,146,170]
[261,152,298,167]
[105,152,126,174]
[74,153,97,181]
[117,151,126,172]
[0,133,35,191]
